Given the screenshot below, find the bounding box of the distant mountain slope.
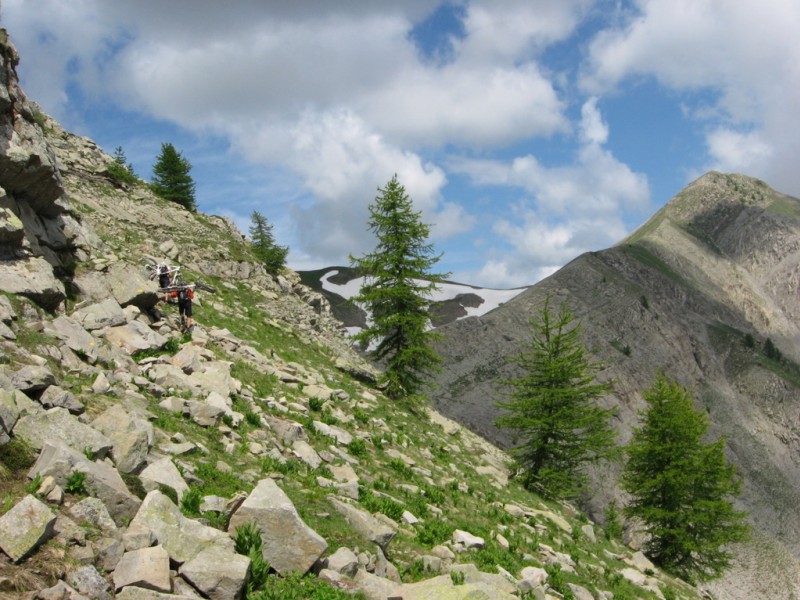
[298,266,527,333]
[428,172,800,600]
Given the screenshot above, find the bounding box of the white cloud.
[704,128,773,176]
[451,97,649,286]
[582,0,800,194]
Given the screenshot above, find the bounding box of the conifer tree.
[249,210,288,274]
[621,374,749,582]
[495,296,616,498]
[350,175,448,407]
[150,142,196,211]
[108,146,137,184]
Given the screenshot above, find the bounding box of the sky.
[2,1,799,288]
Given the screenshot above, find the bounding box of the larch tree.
[150,142,196,211]
[249,210,288,274]
[350,175,448,408]
[495,296,616,499]
[621,374,749,582]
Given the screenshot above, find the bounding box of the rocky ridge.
[0,30,698,600]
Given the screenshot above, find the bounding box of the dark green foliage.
[416,518,454,546]
[180,488,203,516]
[249,572,366,600]
[621,374,749,582]
[347,438,368,457]
[743,333,755,348]
[0,438,36,472]
[360,488,404,521]
[65,471,88,495]
[150,142,197,211]
[495,296,616,499]
[108,146,137,184]
[349,175,449,406]
[193,461,247,498]
[233,522,270,594]
[249,210,288,274]
[764,337,782,361]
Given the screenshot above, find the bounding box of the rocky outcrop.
[227,478,327,575]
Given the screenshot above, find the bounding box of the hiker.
[150,263,174,302]
[177,284,195,331]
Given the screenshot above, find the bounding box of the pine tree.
[249,210,288,274]
[621,374,749,582]
[350,175,448,407]
[107,146,137,184]
[150,142,196,211]
[495,296,616,499]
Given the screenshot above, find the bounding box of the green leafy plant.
[416,519,454,547]
[308,396,325,412]
[65,471,88,496]
[26,473,42,495]
[181,488,203,516]
[347,438,368,458]
[450,570,466,585]
[234,522,270,593]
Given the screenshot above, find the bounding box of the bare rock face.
[0,33,63,213]
[0,31,95,310]
[228,478,328,575]
[0,494,56,562]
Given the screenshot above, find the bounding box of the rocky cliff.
[0,30,697,600]
[431,172,800,599]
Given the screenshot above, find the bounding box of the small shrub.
[308,397,325,412]
[181,488,203,516]
[361,489,404,521]
[450,570,466,585]
[65,471,88,496]
[245,410,262,427]
[347,438,368,458]
[743,333,755,348]
[387,458,414,479]
[261,456,301,477]
[0,438,36,473]
[402,559,427,583]
[107,160,137,185]
[639,295,650,310]
[234,522,270,593]
[416,519,454,547]
[26,473,42,495]
[352,407,370,423]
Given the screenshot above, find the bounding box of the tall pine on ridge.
[495,296,616,499]
[621,374,749,582]
[150,142,196,211]
[350,175,448,408]
[249,210,288,274]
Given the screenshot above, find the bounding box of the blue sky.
[3,1,798,287]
